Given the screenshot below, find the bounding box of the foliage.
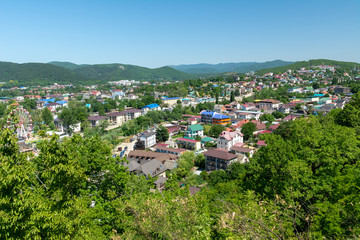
[259,113,275,123]
[272,110,285,119]
[241,122,257,140]
[156,125,169,142]
[208,124,225,138]
[194,154,205,169]
[41,107,53,125]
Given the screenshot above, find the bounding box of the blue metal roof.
[56,101,67,104]
[38,98,55,102]
[142,103,160,109]
[163,97,181,100]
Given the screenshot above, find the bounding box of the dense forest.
[0,61,192,87]
[1,93,360,239]
[0,62,89,86]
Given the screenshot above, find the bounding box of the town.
[2,62,359,192]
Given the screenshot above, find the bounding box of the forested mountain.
[0,61,192,86]
[72,64,192,81]
[0,61,89,86]
[256,59,360,74]
[170,60,294,74]
[47,61,90,70]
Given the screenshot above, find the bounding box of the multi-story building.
[142,103,161,114]
[204,149,238,171]
[258,99,281,109]
[106,111,127,125]
[123,109,142,120]
[176,137,201,151]
[217,130,243,151]
[162,97,181,107]
[138,132,156,148]
[185,124,204,138]
[201,110,231,125]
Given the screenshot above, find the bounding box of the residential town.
[1,63,359,192]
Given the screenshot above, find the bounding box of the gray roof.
[140,159,167,177]
[122,160,141,171]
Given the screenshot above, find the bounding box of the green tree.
[272,111,285,119]
[241,122,257,140]
[208,124,225,138]
[156,125,169,142]
[41,107,53,125]
[194,154,205,169]
[259,114,275,123]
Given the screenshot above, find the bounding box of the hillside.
[48,61,90,70]
[0,61,89,86]
[256,59,360,75]
[72,64,192,81]
[170,60,294,74]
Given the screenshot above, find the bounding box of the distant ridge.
[170,60,294,74]
[256,59,360,75]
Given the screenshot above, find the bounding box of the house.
[241,102,257,110]
[44,102,62,110]
[230,145,255,158]
[88,115,108,127]
[162,97,181,107]
[279,104,291,114]
[187,118,198,125]
[123,159,167,178]
[166,125,181,138]
[142,103,161,113]
[54,118,81,133]
[256,140,267,147]
[258,99,281,109]
[204,149,238,171]
[213,104,226,113]
[123,108,142,120]
[185,124,204,138]
[176,137,201,151]
[250,120,266,131]
[201,110,231,125]
[334,86,351,94]
[127,150,179,171]
[138,132,156,148]
[106,111,127,125]
[155,145,187,156]
[217,130,243,151]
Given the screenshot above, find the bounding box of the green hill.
[72,64,192,81]
[256,59,359,75]
[170,60,294,74]
[48,61,90,70]
[0,61,89,86]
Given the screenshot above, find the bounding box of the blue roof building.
[142,103,161,112]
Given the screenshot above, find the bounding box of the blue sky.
[0,0,359,68]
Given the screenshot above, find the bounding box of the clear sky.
[0,0,359,68]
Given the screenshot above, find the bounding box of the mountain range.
[0,59,358,86]
[169,60,294,74]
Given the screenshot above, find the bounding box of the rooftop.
[203,149,237,160]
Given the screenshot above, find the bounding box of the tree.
[230,91,235,102]
[194,154,205,169]
[272,111,285,119]
[156,125,169,142]
[259,114,275,123]
[59,108,78,133]
[209,124,225,138]
[41,107,53,125]
[241,122,257,140]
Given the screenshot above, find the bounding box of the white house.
[217,130,244,151]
